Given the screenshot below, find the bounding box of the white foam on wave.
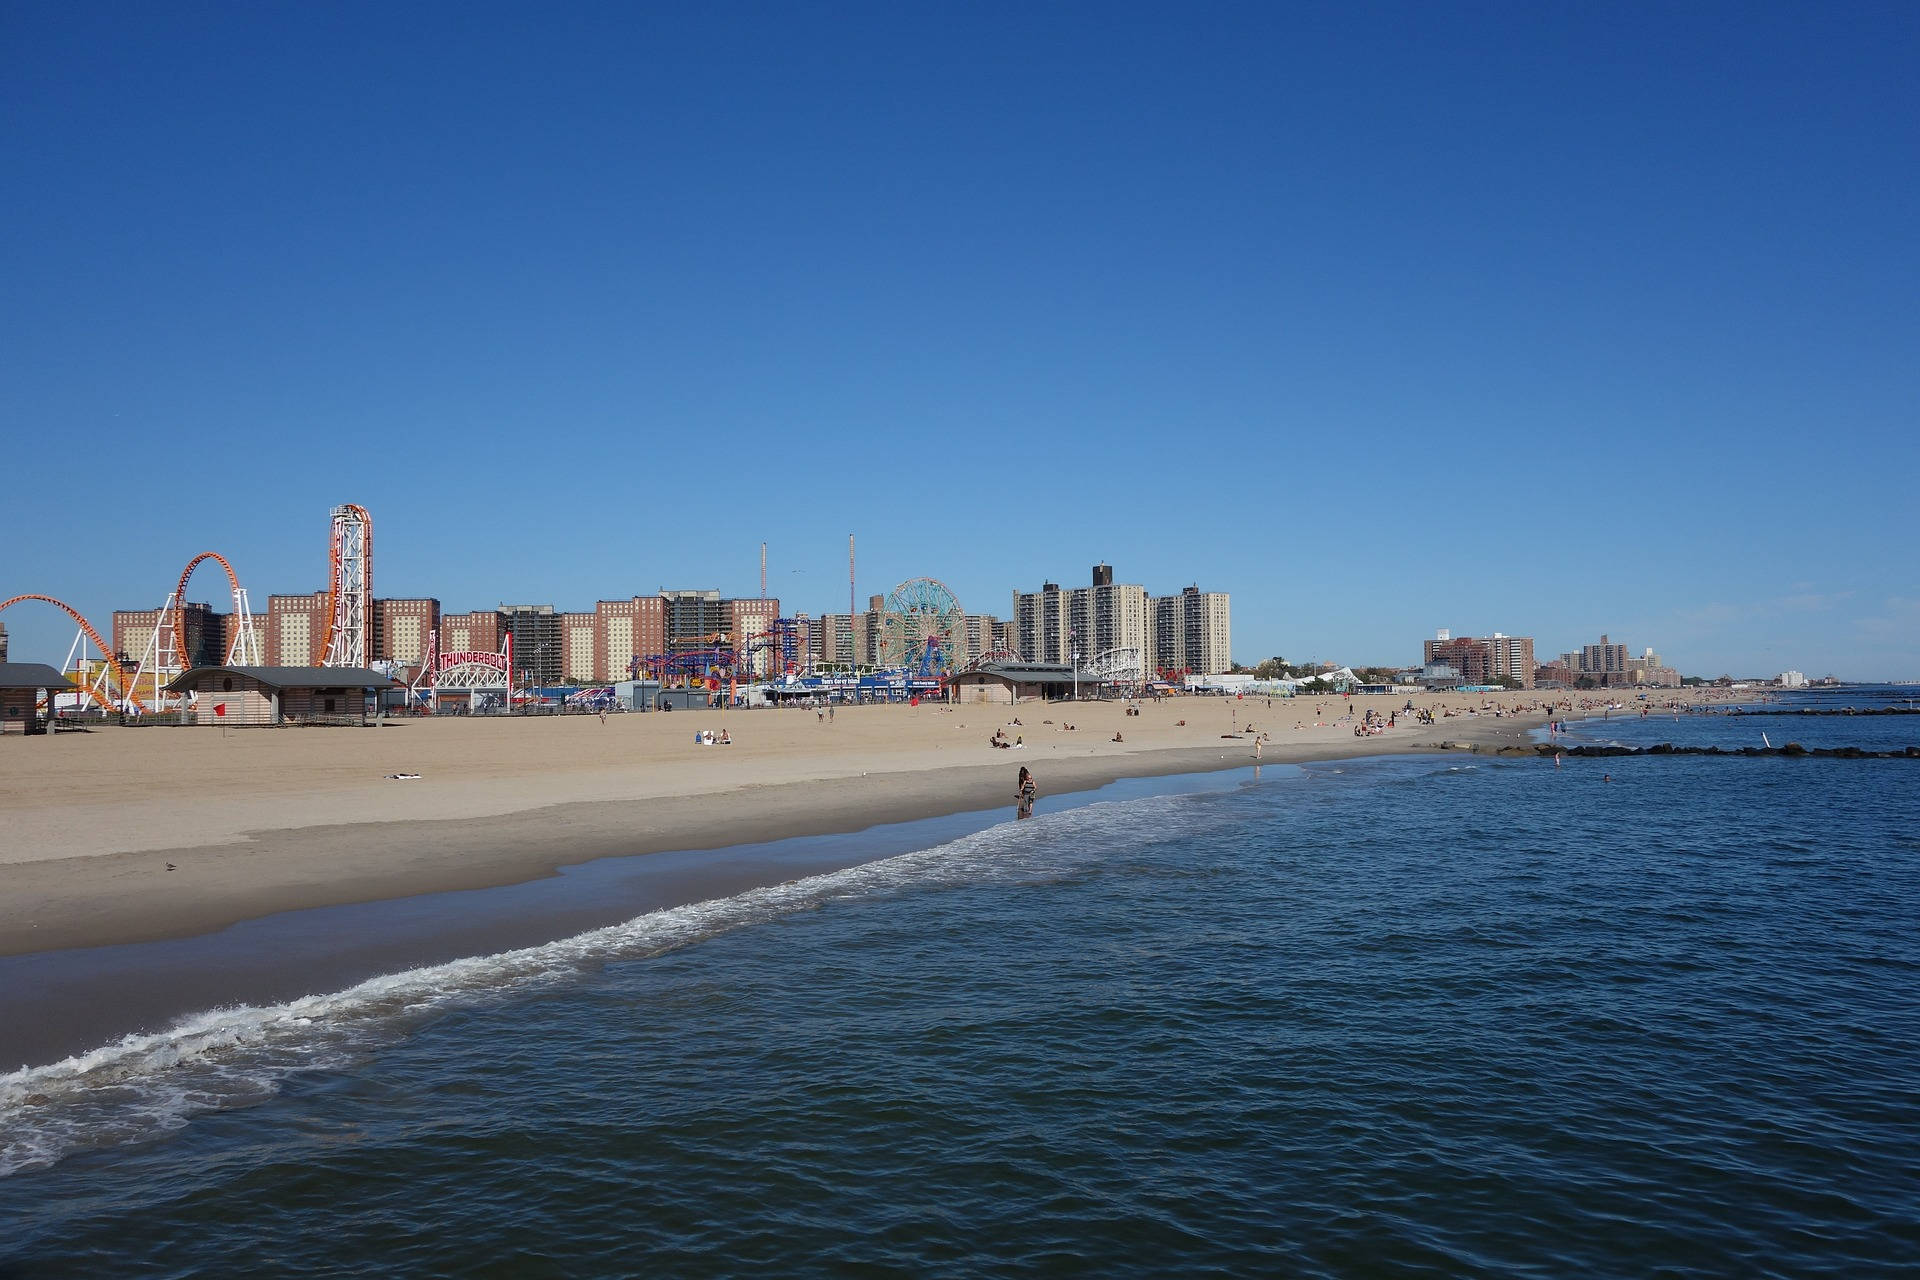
[1,790,1215,1178]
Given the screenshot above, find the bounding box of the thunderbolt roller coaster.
[0,594,146,712]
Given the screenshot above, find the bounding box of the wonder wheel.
[878,577,964,676]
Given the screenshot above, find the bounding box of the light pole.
[1071,630,1079,703]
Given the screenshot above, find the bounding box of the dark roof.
[0,662,76,690]
[165,666,399,692]
[964,662,1090,682]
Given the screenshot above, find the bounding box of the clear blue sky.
[4,2,1915,678]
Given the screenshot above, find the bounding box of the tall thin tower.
[321,503,373,667]
[760,542,767,599]
[848,534,856,622]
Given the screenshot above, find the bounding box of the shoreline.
[2,691,1728,965]
[0,690,1722,1070]
[3,724,1522,959]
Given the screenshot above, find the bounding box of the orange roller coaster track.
[319,503,372,668]
[0,594,147,712]
[170,551,245,669]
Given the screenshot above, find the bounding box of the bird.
[165,863,176,871]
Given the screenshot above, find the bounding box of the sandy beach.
[0,688,1728,960]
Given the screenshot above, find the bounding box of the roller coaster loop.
[0,594,147,712]
[170,551,245,668]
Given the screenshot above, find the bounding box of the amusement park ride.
[1,503,377,714]
[6,511,1120,716]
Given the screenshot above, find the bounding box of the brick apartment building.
[1423,630,1537,689]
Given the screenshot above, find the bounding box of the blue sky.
[4,2,1915,678]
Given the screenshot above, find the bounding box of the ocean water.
[3,732,1918,1275]
[1555,684,1920,754]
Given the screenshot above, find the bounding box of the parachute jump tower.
[320,503,373,668]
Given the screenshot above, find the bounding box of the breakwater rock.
[1537,743,1920,760]
[1416,740,1920,759]
[1720,707,1920,717]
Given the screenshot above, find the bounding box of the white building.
[1778,670,1807,688]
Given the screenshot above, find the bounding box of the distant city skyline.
[0,507,1904,683]
[3,5,1914,679]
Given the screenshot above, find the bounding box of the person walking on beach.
[1016,765,1037,820]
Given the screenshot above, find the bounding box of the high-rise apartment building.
[113,601,228,671]
[499,605,562,685]
[592,596,667,683]
[1577,635,1629,679]
[560,611,598,684]
[809,612,855,670]
[728,598,780,677]
[441,609,502,657]
[961,614,1012,665]
[1016,567,1224,677]
[374,598,439,670]
[809,596,886,670]
[1150,585,1232,676]
[661,590,726,651]
[1423,630,1536,688]
[1487,634,1536,687]
[1012,582,1069,664]
[265,591,331,667]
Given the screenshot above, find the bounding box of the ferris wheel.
[879,576,964,674]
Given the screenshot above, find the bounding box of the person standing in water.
[1016,765,1037,819]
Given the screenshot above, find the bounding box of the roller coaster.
[4,548,269,714]
[8,505,369,715]
[0,594,143,712]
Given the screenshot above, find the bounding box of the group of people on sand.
[693,728,731,746]
[1353,708,1395,737]
[989,727,1024,749]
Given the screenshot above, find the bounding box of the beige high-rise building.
[265,591,331,667]
[1148,585,1232,676]
[1487,634,1536,688]
[441,610,502,657]
[374,598,439,670]
[114,601,227,670]
[561,611,598,683]
[1012,582,1069,664]
[1013,566,1166,680]
[810,596,886,670]
[727,597,780,678]
[593,596,666,683]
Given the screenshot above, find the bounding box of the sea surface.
[3,690,1918,1277]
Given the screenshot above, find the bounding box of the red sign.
[213,702,226,718]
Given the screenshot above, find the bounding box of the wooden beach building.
[164,666,399,726]
[0,663,76,735]
[948,661,1092,704]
